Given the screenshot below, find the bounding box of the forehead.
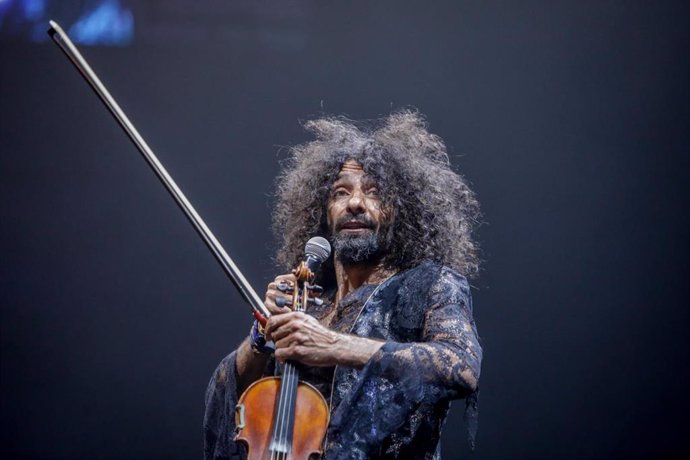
[339,160,364,174]
[334,160,370,182]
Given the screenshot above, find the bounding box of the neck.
[333,257,394,302]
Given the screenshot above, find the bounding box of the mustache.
[334,214,375,231]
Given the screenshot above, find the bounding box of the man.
[204,111,482,459]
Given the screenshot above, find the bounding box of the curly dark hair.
[273,110,481,286]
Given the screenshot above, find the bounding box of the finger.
[274,274,297,287]
[270,317,303,343]
[264,288,292,315]
[275,345,304,363]
[266,274,296,296]
[275,332,299,350]
[265,311,302,338]
[268,281,293,294]
[274,347,291,363]
[264,296,291,315]
[266,288,293,307]
[265,301,290,316]
[276,282,294,294]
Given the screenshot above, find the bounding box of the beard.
[331,215,391,265]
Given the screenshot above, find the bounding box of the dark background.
[1,1,688,458]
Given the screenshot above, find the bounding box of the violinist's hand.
[264,274,298,316]
[236,273,301,391]
[265,311,385,368]
[265,311,339,367]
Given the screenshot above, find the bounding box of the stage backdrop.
[1,1,688,459]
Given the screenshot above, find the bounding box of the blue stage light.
[0,0,134,46]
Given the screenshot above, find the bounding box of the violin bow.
[47,20,271,324]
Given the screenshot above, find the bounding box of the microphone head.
[305,236,331,264]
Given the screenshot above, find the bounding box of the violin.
[47,21,328,460]
[236,243,330,459]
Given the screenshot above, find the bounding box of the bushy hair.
[273,110,481,285]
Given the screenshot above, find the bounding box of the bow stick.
[47,20,271,324]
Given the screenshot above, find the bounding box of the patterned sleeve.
[326,267,482,459]
[412,266,482,394]
[203,351,247,460]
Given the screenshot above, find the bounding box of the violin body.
[234,255,333,459]
[235,377,329,460]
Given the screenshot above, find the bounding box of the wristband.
[250,320,275,354]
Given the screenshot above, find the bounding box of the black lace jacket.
[204,261,482,459]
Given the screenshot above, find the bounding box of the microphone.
[301,237,331,308]
[304,237,331,273]
[254,238,331,327]
[272,237,332,310]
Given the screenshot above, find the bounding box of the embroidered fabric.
[203,261,481,459]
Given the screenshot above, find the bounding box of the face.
[327,160,390,264]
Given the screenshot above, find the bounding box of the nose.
[346,189,366,215]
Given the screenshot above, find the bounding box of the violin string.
[283,364,296,458]
[273,357,290,459]
[281,284,304,456]
[273,288,294,459]
[285,363,296,457]
[286,362,296,451]
[278,368,293,452]
[287,364,296,459]
[277,286,299,456]
[276,364,288,454]
[285,285,307,457]
[280,284,303,458]
[275,364,290,460]
[273,283,307,460]
[275,362,291,456]
[277,352,296,456]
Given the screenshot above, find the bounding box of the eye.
[332,188,349,198]
[366,187,378,196]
